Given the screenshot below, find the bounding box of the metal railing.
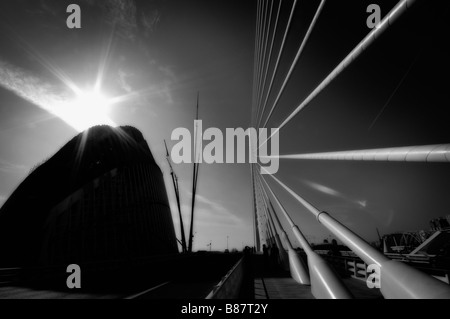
[205,257,245,299]
[250,0,450,299]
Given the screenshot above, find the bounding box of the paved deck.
[255,277,314,299]
[251,254,383,299]
[0,286,122,299]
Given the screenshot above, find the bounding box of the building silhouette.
[0,125,178,268]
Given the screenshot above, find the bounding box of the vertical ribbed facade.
[40,163,178,266]
[0,125,178,267]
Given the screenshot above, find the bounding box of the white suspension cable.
[260,0,327,129]
[258,0,299,130]
[256,0,283,128]
[261,144,450,163]
[259,0,417,149]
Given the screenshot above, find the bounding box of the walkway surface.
[251,254,383,299]
[255,277,314,299]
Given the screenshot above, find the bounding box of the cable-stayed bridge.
[246,0,450,299]
[0,0,450,300]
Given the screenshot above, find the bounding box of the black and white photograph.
[0,0,449,305]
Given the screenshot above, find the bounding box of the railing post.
[318,212,450,299]
[256,178,290,271]
[255,171,310,285]
[291,225,353,299]
[278,231,310,285]
[259,173,353,298]
[266,172,450,299]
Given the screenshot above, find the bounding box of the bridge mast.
[187,93,200,253]
[164,140,187,253]
[250,164,261,252]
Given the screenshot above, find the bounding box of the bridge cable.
[258,166,450,299]
[255,0,276,125]
[258,0,417,150]
[256,168,358,297]
[257,0,299,130]
[255,170,287,237]
[251,0,263,126]
[258,165,402,267]
[255,172,294,270]
[256,0,283,129]
[250,162,262,251]
[259,0,327,129]
[255,0,269,119]
[257,169,314,253]
[260,144,450,163]
[255,166,312,286]
[255,170,281,246]
[256,169,295,253]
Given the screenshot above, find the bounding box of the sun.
[53,89,116,132]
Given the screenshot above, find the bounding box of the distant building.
[0,125,178,267]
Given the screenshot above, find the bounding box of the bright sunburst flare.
[0,26,148,133]
[51,89,116,133]
[3,27,119,133]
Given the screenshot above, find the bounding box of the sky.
[0,0,449,253]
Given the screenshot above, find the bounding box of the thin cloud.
[0,159,27,173]
[0,59,115,132]
[118,69,133,93]
[172,201,242,229]
[140,9,161,37]
[357,200,368,208]
[157,66,176,105]
[304,180,341,197]
[0,60,69,113]
[196,207,243,227]
[172,191,244,227]
[302,179,368,209]
[114,64,176,107]
[195,194,243,226]
[39,0,59,17]
[103,0,138,41]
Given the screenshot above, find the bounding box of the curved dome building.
[0,126,178,267]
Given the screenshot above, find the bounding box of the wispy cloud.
[103,0,138,41]
[140,8,161,38]
[0,158,27,174]
[156,66,176,105]
[0,58,115,132]
[302,179,367,209]
[304,180,341,197]
[194,194,243,226]
[356,200,367,208]
[118,69,133,93]
[38,0,161,42]
[0,0,170,131]
[99,0,164,42]
[0,60,69,113]
[115,64,176,107]
[170,190,244,228]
